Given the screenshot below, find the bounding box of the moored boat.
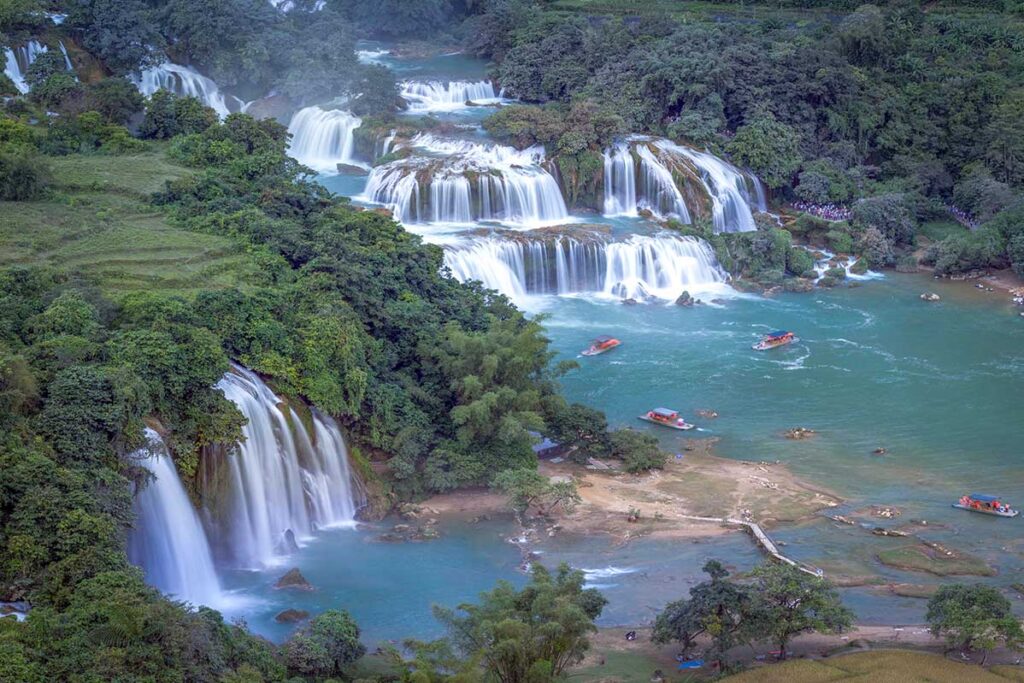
[581,335,621,356]
[953,493,1019,518]
[753,330,798,351]
[638,407,694,431]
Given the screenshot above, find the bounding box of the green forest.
[2,0,1024,680]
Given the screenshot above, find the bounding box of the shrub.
[140,91,217,140]
[84,78,145,124]
[0,147,50,200]
[786,248,814,277]
[29,73,83,111]
[610,429,666,473]
[284,610,366,678]
[825,228,853,254]
[857,226,896,267]
[852,194,916,246]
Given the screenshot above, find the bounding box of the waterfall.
[602,138,766,232]
[603,143,637,217]
[401,80,503,112]
[362,134,569,228]
[655,140,764,233]
[636,144,692,222]
[213,365,363,568]
[134,63,243,119]
[4,40,59,94]
[287,106,363,173]
[128,428,224,607]
[444,233,728,302]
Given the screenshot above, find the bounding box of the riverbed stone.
[274,567,313,591]
[674,290,694,306]
[275,608,310,623]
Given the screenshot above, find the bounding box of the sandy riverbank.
[424,438,840,544]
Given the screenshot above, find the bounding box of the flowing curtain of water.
[635,144,692,222]
[134,63,238,119]
[654,140,762,233]
[214,366,364,568]
[443,234,726,302]
[128,428,224,607]
[602,143,637,217]
[364,136,569,227]
[400,80,501,111]
[4,41,53,94]
[287,106,363,173]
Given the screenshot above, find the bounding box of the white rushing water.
[635,144,692,222]
[214,366,363,568]
[603,143,637,217]
[444,233,729,303]
[400,80,504,112]
[287,106,363,173]
[362,134,569,228]
[603,139,766,232]
[134,63,243,119]
[3,40,72,95]
[128,428,224,607]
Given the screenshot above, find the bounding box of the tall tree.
[746,563,853,659]
[926,584,1024,664]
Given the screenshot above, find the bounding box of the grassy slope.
[722,650,1023,682]
[0,150,263,297]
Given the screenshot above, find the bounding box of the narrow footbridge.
[679,514,824,578]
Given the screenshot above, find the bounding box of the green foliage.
[653,560,755,666]
[727,114,802,190]
[66,0,161,75]
[746,563,854,657]
[544,401,611,464]
[851,194,916,246]
[0,146,50,200]
[609,428,665,473]
[491,467,581,516]
[786,248,815,277]
[28,73,83,111]
[422,563,607,682]
[140,92,218,140]
[24,50,69,89]
[83,78,145,125]
[926,584,1023,662]
[333,0,458,38]
[284,609,367,678]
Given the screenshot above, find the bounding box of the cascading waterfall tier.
[602,138,767,232]
[287,106,363,173]
[128,428,224,607]
[362,134,569,228]
[444,232,729,302]
[210,365,364,568]
[4,39,72,95]
[134,63,246,119]
[400,80,504,112]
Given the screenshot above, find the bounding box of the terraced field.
[0,151,265,296]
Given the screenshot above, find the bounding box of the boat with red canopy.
[953,493,1019,518]
[581,335,621,356]
[638,407,695,431]
[753,330,798,351]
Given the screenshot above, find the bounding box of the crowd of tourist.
[946,204,979,230]
[791,201,852,222]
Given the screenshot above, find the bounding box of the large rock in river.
[274,567,313,591]
[275,608,310,623]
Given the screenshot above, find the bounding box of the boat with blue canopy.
[953,493,1019,518]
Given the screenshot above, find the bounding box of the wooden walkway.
[680,514,824,578]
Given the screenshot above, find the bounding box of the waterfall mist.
[400,80,504,112]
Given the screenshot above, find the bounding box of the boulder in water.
[281,528,300,554]
[275,608,310,623]
[274,567,313,591]
[675,290,694,306]
[336,162,369,176]
[784,427,816,440]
